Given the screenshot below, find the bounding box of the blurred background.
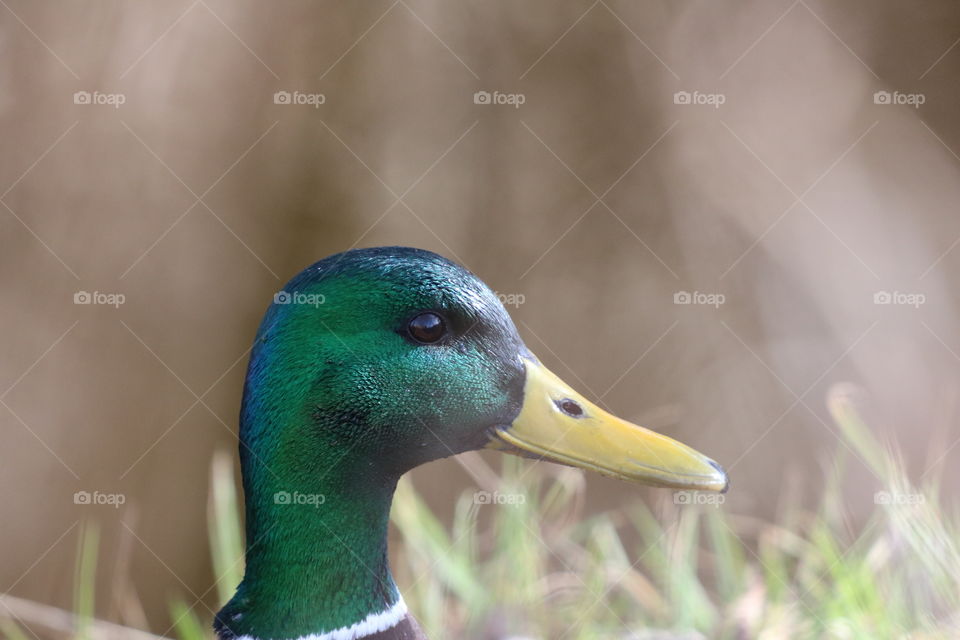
[2,0,959,637]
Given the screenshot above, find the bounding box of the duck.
[213,246,728,640]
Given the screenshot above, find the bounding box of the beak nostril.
[556,398,584,418]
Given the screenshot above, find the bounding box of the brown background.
[2,0,959,635]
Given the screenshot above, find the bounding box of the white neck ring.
[234,596,407,640]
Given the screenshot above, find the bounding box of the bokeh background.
[2,0,960,636]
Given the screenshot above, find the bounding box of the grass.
[3,388,959,639]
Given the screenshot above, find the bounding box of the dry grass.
[4,387,959,639]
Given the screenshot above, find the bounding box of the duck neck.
[216,440,406,640]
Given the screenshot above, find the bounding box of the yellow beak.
[488,357,728,492]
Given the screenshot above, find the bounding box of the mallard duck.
[214,247,727,640]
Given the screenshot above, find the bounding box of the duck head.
[215,246,726,640]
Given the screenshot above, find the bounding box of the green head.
[216,247,726,640]
[243,246,528,477]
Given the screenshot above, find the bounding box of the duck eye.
[407,312,447,344]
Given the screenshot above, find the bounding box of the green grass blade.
[208,451,244,605]
[73,522,99,640]
[169,599,209,640]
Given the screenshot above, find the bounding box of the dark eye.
[407,312,447,344]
